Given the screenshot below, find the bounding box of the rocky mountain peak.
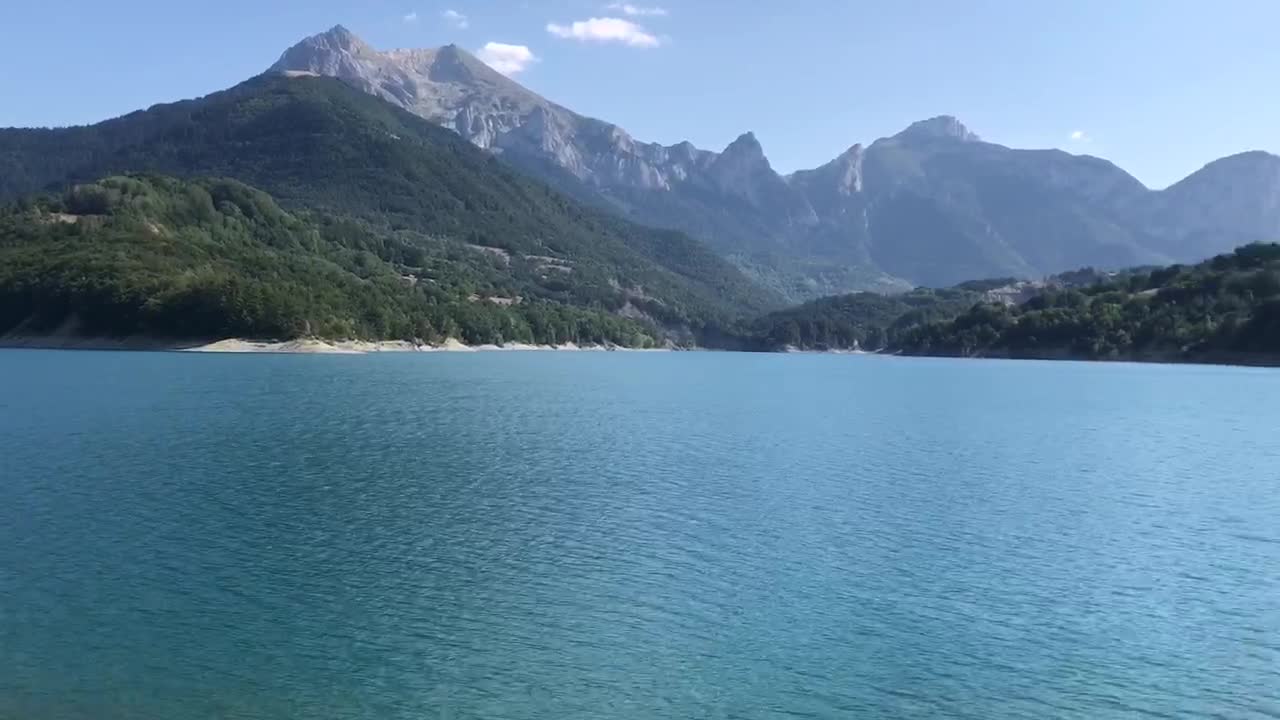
[1152,150,1280,244]
[271,25,376,77]
[830,143,865,193]
[314,25,369,53]
[897,115,980,142]
[835,143,865,163]
[720,132,767,164]
[707,132,776,193]
[269,28,553,147]
[1187,150,1280,177]
[416,42,465,65]
[787,142,865,198]
[704,131,819,229]
[1161,151,1280,202]
[419,44,492,83]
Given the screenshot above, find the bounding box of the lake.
[1,350,1278,719]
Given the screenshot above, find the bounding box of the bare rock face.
[790,144,864,197]
[269,27,714,192]
[706,132,817,225]
[272,29,541,146]
[896,115,981,143]
[707,133,768,196]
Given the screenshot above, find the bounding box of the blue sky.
[5,0,1278,188]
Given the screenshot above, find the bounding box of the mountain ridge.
[265,27,1280,299]
[4,26,1276,302]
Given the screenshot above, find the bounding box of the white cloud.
[546,17,662,47]
[1070,130,1090,142]
[607,2,668,16]
[403,11,419,23]
[475,42,539,75]
[442,9,469,29]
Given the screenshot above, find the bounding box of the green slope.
[0,175,658,346]
[722,286,988,351]
[0,74,780,337]
[893,244,1280,364]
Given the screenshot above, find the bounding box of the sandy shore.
[183,338,669,354]
[0,335,671,354]
[782,344,873,355]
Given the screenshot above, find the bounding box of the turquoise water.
[1,350,1279,719]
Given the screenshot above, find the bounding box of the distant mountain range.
[1,34,1277,363]
[270,26,1280,300]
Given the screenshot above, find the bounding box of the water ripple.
[1,351,1279,719]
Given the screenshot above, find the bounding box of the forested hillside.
[894,244,1280,363]
[0,176,658,346]
[728,287,988,351]
[719,245,1280,366]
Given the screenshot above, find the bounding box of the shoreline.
[0,335,674,355]
[1,336,1275,368]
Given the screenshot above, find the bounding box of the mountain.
[1135,151,1280,258]
[0,74,781,344]
[268,27,861,299]
[269,26,708,191]
[843,120,1162,286]
[267,27,1280,299]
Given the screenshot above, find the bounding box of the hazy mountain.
[1136,151,1280,259]
[268,27,861,298]
[266,26,1280,299]
[837,120,1162,286]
